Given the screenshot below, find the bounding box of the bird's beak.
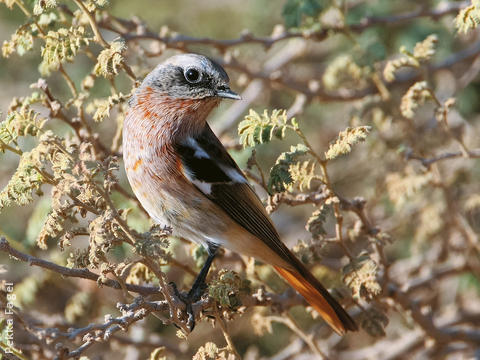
[216,86,242,100]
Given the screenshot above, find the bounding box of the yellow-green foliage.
[86,92,129,122]
[65,292,93,323]
[288,160,318,191]
[94,40,125,79]
[343,252,381,301]
[400,81,432,118]
[208,270,251,309]
[0,0,479,358]
[325,126,371,160]
[40,26,90,74]
[2,27,34,57]
[33,0,57,15]
[306,205,329,239]
[383,34,438,82]
[386,168,433,208]
[268,143,309,193]
[323,55,370,90]
[456,0,480,33]
[193,342,235,360]
[11,274,48,308]
[238,109,298,147]
[126,263,155,285]
[149,347,167,360]
[0,148,46,210]
[0,98,47,150]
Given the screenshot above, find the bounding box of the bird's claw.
[168,281,208,332]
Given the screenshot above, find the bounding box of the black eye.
[184,68,201,83]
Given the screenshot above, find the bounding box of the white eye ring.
[184,68,202,83]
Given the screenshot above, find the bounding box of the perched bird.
[123,53,357,334]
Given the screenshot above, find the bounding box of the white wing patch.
[192,179,213,194]
[179,133,249,200]
[180,162,213,195]
[220,165,247,183]
[183,136,247,185]
[185,137,210,159]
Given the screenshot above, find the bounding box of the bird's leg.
[170,244,218,331]
[188,245,218,301]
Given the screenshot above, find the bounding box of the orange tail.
[274,264,358,335]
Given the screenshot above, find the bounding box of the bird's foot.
[169,281,208,332]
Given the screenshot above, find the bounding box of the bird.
[122,53,357,335]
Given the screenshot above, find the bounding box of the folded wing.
[174,123,357,334]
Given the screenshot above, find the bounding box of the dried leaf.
[413,34,438,61]
[343,252,381,301]
[400,81,432,119]
[359,307,389,337]
[94,40,125,79]
[33,0,57,15]
[149,347,166,360]
[325,126,370,160]
[385,168,433,208]
[0,148,46,211]
[40,27,90,74]
[268,143,309,193]
[208,270,250,309]
[2,27,34,58]
[323,55,370,91]
[306,205,329,239]
[251,311,273,336]
[456,0,480,34]
[383,35,437,82]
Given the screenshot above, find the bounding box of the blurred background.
[1,0,480,359]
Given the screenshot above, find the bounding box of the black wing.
[175,124,293,263]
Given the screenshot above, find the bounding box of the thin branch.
[105,2,467,50]
[269,314,329,359]
[73,0,109,47]
[100,2,477,104]
[61,297,163,357]
[214,307,241,359]
[0,237,160,295]
[406,148,480,167]
[0,238,309,310]
[389,284,480,344]
[73,0,137,82]
[266,189,329,214]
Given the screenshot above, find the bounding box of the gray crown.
[141,53,239,100]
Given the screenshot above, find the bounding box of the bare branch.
[0,237,160,295]
[103,2,467,51]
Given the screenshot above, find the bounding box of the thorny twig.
[0,237,161,295]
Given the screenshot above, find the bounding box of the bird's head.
[143,53,241,101]
[128,53,241,138]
